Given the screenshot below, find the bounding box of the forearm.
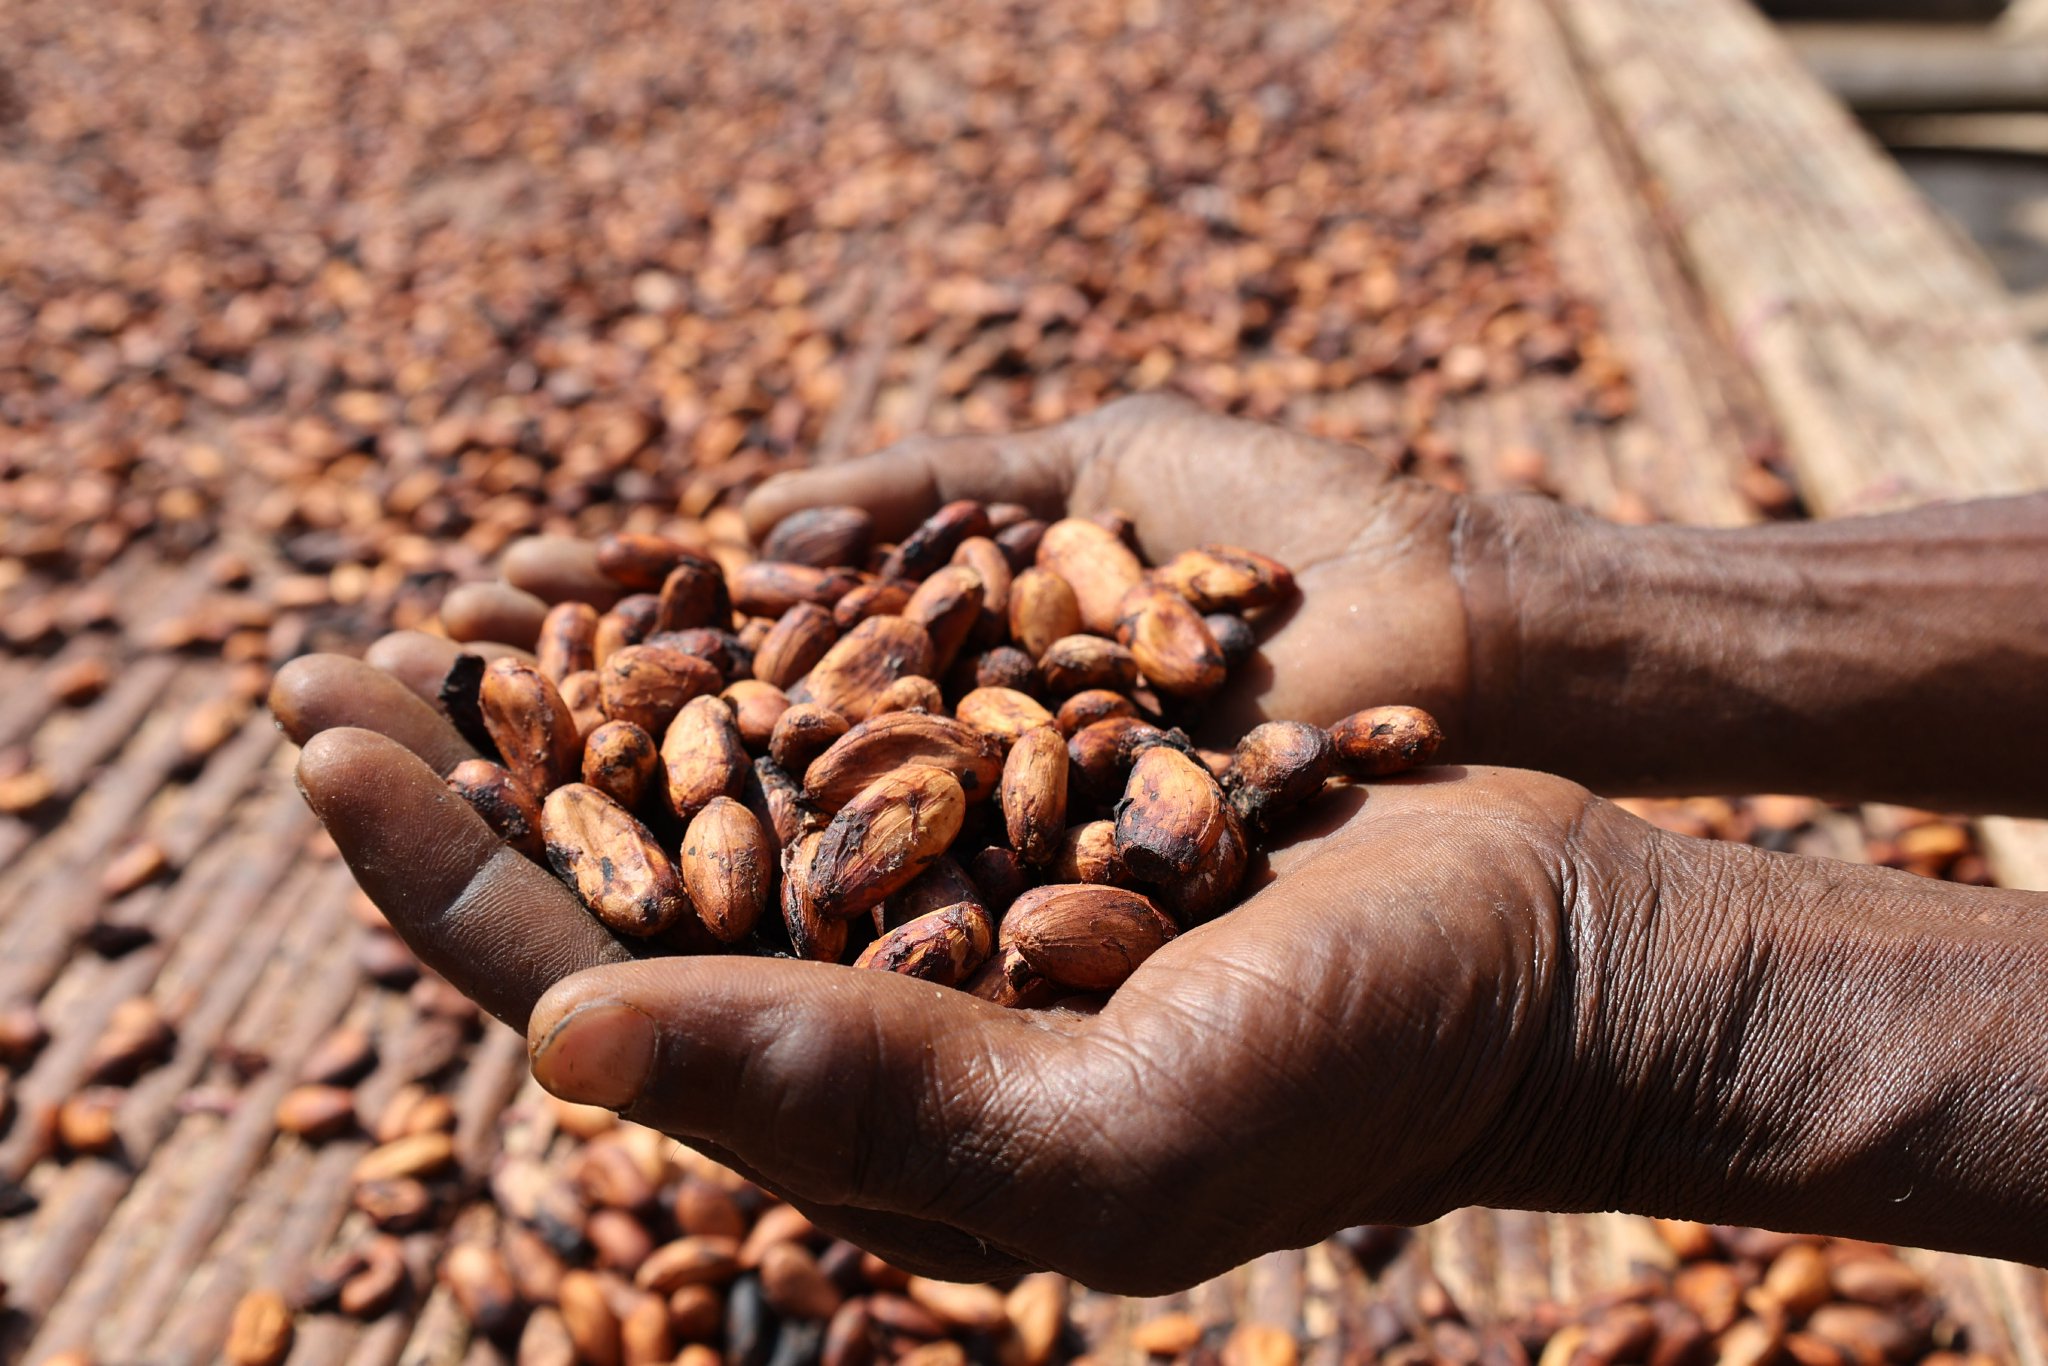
[1464,493,2048,812]
[1520,827,2048,1264]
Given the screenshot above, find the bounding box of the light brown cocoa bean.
[770,703,850,777]
[1329,705,1443,778]
[1115,744,1228,881]
[1036,518,1144,634]
[1049,820,1130,886]
[1155,802,1247,925]
[853,904,993,985]
[875,855,986,934]
[879,500,990,582]
[795,615,935,722]
[760,1241,844,1319]
[761,506,874,568]
[722,679,791,751]
[622,1292,676,1364]
[1225,721,1335,831]
[996,519,1050,571]
[1830,1255,1924,1306]
[84,996,174,1084]
[598,533,698,591]
[1007,567,1081,660]
[656,556,733,633]
[731,562,863,618]
[832,578,915,629]
[951,535,1013,634]
[100,839,169,896]
[738,1203,819,1266]
[599,643,721,737]
[560,668,607,740]
[673,1178,748,1240]
[1054,689,1136,736]
[669,1282,725,1340]
[803,710,1003,811]
[441,1243,519,1339]
[808,765,966,920]
[1000,884,1177,991]
[353,1132,455,1184]
[955,686,1056,747]
[481,657,583,797]
[537,600,599,681]
[559,1270,625,1366]
[1000,1274,1069,1366]
[661,695,750,821]
[745,756,807,856]
[338,1237,409,1318]
[582,721,659,811]
[448,758,547,859]
[299,1024,374,1085]
[594,594,661,666]
[543,783,689,936]
[225,1288,294,1366]
[680,797,774,943]
[1002,726,1068,865]
[754,602,839,690]
[781,832,849,962]
[1037,634,1140,696]
[1130,1311,1205,1356]
[635,1236,744,1294]
[870,675,946,715]
[902,565,985,674]
[275,1084,357,1141]
[1154,545,1295,613]
[1115,583,1225,698]
[57,1090,121,1155]
[972,645,1039,694]
[588,1209,656,1272]
[644,626,742,679]
[908,1278,1008,1333]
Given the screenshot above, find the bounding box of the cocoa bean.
[1205,612,1256,669]
[754,603,840,690]
[275,1084,358,1141]
[1000,885,1177,991]
[442,1243,520,1339]
[662,695,750,821]
[595,594,661,666]
[449,758,547,859]
[1226,721,1335,831]
[681,798,774,943]
[770,703,850,777]
[560,1270,625,1366]
[796,615,935,722]
[853,904,993,986]
[803,710,1003,811]
[543,783,690,936]
[1329,705,1443,777]
[538,601,600,681]
[761,507,874,568]
[972,645,1040,694]
[1001,726,1068,865]
[807,766,966,920]
[723,679,793,751]
[1054,689,1136,736]
[599,533,700,591]
[339,1237,409,1317]
[1155,545,1295,613]
[582,721,660,811]
[731,563,863,618]
[225,1288,294,1366]
[600,643,722,737]
[1037,634,1140,696]
[1008,567,1082,660]
[637,1237,745,1294]
[831,579,915,630]
[761,1241,843,1319]
[879,501,990,582]
[1115,583,1226,698]
[657,557,734,633]
[1036,519,1144,635]
[869,675,946,715]
[954,686,1056,747]
[902,565,985,674]
[1049,821,1130,886]
[1115,744,1228,880]
[481,657,583,797]
[781,833,849,963]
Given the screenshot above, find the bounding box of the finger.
[501,535,625,609]
[297,728,633,1029]
[740,429,1081,543]
[442,581,550,649]
[364,630,466,714]
[526,957,1076,1231]
[270,654,479,776]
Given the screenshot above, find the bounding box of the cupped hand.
[736,394,1478,740]
[288,715,1649,1294]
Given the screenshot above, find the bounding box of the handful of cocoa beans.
[441,500,1441,1004]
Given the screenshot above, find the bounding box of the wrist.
[1491,815,2048,1262]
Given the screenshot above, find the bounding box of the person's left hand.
[284,709,1654,1294]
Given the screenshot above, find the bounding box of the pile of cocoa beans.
[441,500,1440,1000]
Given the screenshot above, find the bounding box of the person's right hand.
[737,393,1494,744]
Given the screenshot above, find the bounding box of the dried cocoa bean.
[723,680,792,751]
[853,904,994,986]
[481,657,583,797]
[803,710,1003,812]
[879,501,990,582]
[1329,705,1443,777]
[1002,727,1068,865]
[582,721,660,812]
[754,603,840,690]
[1036,518,1144,635]
[1000,885,1177,991]
[902,565,985,674]
[662,695,750,821]
[1114,583,1225,699]
[1049,820,1130,886]
[543,783,689,936]
[1115,744,1228,881]
[1225,721,1335,831]
[761,506,874,568]
[448,759,547,860]
[1037,634,1140,696]
[869,675,946,715]
[538,601,599,682]
[1008,567,1082,660]
[807,766,967,920]
[730,563,863,618]
[600,643,722,737]
[599,533,700,591]
[954,686,1056,747]
[795,615,935,723]
[681,798,774,943]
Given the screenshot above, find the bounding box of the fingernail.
[530,1002,656,1110]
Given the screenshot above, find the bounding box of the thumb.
[740,427,1081,543]
[526,957,1080,1227]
